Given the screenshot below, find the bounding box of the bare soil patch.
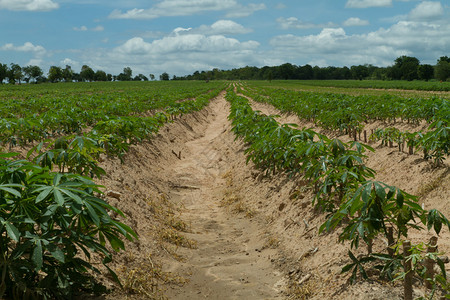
[87,93,289,299]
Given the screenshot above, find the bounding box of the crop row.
[240,84,448,130]
[238,84,449,166]
[226,87,450,297]
[255,80,450,92]
[0,83,223,299]
[0,82,225,150]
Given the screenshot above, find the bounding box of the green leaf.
[85,202,100,226]
[5,222,20,241]
[396,190,404,208]
[32,240,43,271]
[0,184,22,198]
[53,189,65,206]
[341,263,355,273]
[36,187,52,203]
[49,247,65,263]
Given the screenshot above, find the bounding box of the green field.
[0,80,449,298]
[249,80,450,97]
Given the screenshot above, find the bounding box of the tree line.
[1,55,449,84]
[0,64,167,84]
[179,56,450,82]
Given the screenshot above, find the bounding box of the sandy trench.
[161,95,286,299]
[93,92,290,300]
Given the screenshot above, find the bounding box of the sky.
[0,0,449,77]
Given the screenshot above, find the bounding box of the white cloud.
[73,25,104,32]
[343,17,369,26]
[408,1,443,21]
[0,0,58,11]
[1,42,46,56]
[115,34,259,55]
[346,0,392,8]
[73,26,88,31]
[277,17,338,29]
[79,31,261,76]
[93,25,104,32]
[61,58,78,66]
[195,20,252,35]
[269,18,450,67]
[26,58,44,66]
[109,0,265,19]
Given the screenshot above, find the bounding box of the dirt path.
[163,95,286,299]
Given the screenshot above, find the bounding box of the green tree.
[80,65,95,82]
[0,63,7,84]
[391,56,420,81]
[62,65,74,82]
[417,64,434,81]
[160,72,169,81]
[435,56,450,82]
[350,65,369,80]
[48,66,63,83]
[94,70,107,81]
[149,73,155,81]
[8,63,23,84]
[123,67,132,81]
[23,65,43,83]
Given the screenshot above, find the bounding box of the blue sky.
[0,0,449,77]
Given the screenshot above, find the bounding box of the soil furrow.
[163,94,286,299]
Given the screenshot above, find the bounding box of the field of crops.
[0,80,449,299]
[0,81,226,299]
[256,79,450,92]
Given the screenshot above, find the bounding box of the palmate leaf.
[427,209,450,235]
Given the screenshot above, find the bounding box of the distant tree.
[341,66,352,79]
[313,66,327,80]
[160,72,169,81]
[107,73,113,81]
[390,56,420,81]
[138,74,148,81]
[8,64,23,84]
[80,65,95,82]
[266,70,273,82]
[0,63,7,84]
[94,70,107,81]
[417,64,434,81]
[23,65,42,83]
[297,64,313,80]
[435,56,450,81]
[48,66,63,83]
[72,73,82,82]
[62,65,74,82]
[123,67,132,81]
[149,74,155,81]
[351,65,369,80]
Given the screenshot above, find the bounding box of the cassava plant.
[0,153,137,299]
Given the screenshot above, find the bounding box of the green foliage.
[0,153,138,299]
[226,86,450,294]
